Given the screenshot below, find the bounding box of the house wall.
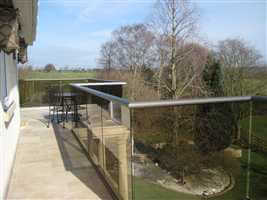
[0,51,21,199]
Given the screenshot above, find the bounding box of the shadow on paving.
[51,121,112,199]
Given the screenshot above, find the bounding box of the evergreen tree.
[194,54,236,153]
[202,55,224,96]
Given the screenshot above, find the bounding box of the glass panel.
[131,102,252,200]
[67,82,267,200]
[101,100,132,200]
[70,85,132,200]
[19,79,89,107]
[112,101,122,122]
[71,86,103,167]
[249,100,267,200]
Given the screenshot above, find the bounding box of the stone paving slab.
[7,108,113,200]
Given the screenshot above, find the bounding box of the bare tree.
[98,41,117,77]
[150,0,200,99]
[110,24,157,100]
[218,38,263,96]
[147,1,211,182]
[218,38,264,141]
[112,24,156,74]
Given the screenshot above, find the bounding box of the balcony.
[8,78,267,200]
[8,107,113,199]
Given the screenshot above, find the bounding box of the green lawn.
[241,115,267,140]
[133,115,267,200]
[134,177,199,200]
[251,116,267,139]
[207,114,267,200]
[134,152,267,200]
[216,151,267,200]
[209,115,267,200]
[20,71,96,79]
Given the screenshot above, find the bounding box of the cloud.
[57,0,156,24]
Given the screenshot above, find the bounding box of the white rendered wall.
[0,51,21,199]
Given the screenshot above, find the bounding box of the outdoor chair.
[71,92,88,128]
[63,94,76,122]
[47,85,65,128]
[59,84,80,123]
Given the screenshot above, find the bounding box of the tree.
[217,38,262,140]
[107,23,157,100]
[218,38,263,96]
[202,54,224,96]
[44,64,56,72]
[150,0,199,99]
[194,55,236,153]
[112,24,156,74]
[98,41,117,77]
[156,42,209,98]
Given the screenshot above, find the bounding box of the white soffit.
[12,0,38,45]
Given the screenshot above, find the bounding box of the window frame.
[1,51,14,112]
[3,53,7,99]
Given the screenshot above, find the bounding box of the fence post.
[59,80,62,92]
[245,101,253,200]
[32,80,35,105]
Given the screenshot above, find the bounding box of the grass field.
[20,71,96,79]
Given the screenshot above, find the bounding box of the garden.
[132,104,267,200]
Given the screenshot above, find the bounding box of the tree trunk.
[158,49,164,98]
[171,0,177,98]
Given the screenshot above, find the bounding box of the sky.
[28,0,267,68]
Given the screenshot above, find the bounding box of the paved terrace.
[7,107,113,199]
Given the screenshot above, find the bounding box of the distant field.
[20,71,96,79]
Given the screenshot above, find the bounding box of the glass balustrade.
[20,80,267,200]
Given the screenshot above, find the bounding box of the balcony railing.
[19,78,119,107]
[18,79,267,200]
[69,82,267,200]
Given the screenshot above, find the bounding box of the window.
[3,53,7,98]
[0,51,7,97]
[0,52,11,111]
[1,51,17,124]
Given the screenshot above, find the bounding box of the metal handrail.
[70,83,130,106]
[71,83,267,109]
[128,96,253,108]
[252,96,267,102]
[19,78,119,82]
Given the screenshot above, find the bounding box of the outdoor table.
[55,92,78,98]
[54,92,79,123]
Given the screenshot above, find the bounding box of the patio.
[7,107,113,199]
